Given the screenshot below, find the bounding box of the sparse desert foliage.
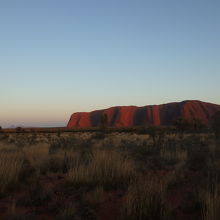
[200,179,220,220]
[122,177,169,220]
[0,151,24,193]
[0,131,219,219]
[67,150,136,188]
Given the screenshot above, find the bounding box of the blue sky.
[0,0,220,127]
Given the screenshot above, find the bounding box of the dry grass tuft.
[122,176,169,220]
[200,180,220,220]
[160,147,188,163]
[22,144,49,165]
[21,143,50,175]
[67,150,136,188]
[0,151,24,193]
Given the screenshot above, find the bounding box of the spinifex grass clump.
[122,177,169,220]
[200,181,220,220]
[160,147,188,166]
[22,144,49,171]
[57,203,77,220]
[0,151,24,193]
[67,150,136,189]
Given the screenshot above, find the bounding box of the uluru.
[67,100,220,128]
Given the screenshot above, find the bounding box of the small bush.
[187,149,209,171]
[91,132,105,140]
[84,186,105,207]
[17,180,51,206]
[49,137,77,153]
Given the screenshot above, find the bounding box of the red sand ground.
[0,171,202,219]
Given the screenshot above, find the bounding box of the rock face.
[67,100,220,128]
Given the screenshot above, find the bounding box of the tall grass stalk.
[122,177,168,220]
[0,152,24,193]
[67,150,136,188]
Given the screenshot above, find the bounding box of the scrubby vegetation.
[0,127,219,219]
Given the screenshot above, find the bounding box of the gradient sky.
[0,0,220,128]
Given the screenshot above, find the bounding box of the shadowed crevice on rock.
[67,100,220,128]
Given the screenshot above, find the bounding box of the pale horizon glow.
[1,0,220,128]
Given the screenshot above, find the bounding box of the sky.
[0,0,220,128]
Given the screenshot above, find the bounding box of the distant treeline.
[0,124,212,134]
[1,112,220,138]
